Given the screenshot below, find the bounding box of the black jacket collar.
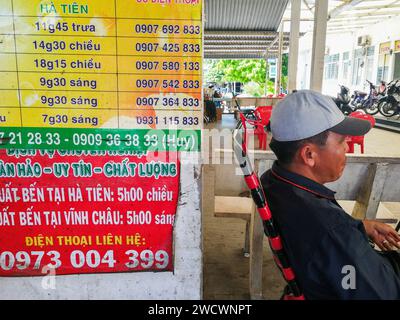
[271,161,336,200]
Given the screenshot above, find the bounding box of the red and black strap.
[234,128,305,300]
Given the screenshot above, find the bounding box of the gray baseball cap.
[270,90,371,141]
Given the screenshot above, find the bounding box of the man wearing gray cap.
[260,90,400,299]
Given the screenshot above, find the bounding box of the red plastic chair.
[239,113,266,150]
[255,106,273,126]
[256,106,273,149]
[239,106,272,150]
[347,112,375,154]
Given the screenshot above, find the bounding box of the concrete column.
[288,0,301,92]
[274,25,284,95]
[310,0,328,92]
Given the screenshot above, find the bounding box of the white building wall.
[297,33,312,90]
[322,33,355,96]
[297,15,400,96]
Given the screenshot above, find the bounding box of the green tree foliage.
[282,53,288,76]
[205,59,266,86]
[204,56,289,96]
[204,59,225,84]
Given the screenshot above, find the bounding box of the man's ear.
[298,143,317,167]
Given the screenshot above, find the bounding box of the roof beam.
[302,0,314,14]
[352,4,400,10]
[328,0,364,20]
[335,0,400,17]
[328,20,381,26]
[334,9,400,17]
[327,26,364,31]
[329,14,395,21]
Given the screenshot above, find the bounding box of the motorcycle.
[363,80,386,115]
[351,88,368,110]
[378,80,400,117]
[358,80,379,115]
[332,85,353,115]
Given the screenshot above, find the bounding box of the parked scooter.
[364,80,386,115]
[350,87,368,110]
[332,84,353,115]
[378,79,400,117]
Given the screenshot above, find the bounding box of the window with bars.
[342,51,351,80]
[352,48,364,86]
[377,50,390,83]
[365,46,375,83]
[324,53,339,80]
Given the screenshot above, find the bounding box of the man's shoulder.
[260,168,360,232]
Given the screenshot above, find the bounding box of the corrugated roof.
[205,0,288,30]
[204,0,289,59]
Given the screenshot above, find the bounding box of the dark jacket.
[260,161,400,299]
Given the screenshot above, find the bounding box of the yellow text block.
[0,72,18,89]
[17,53,117,73]
[119,92,201,111]
[117,37,200,57]
[0,35,16,53]
[0,108,21,127]
[0,90,20,107]
[12,0,116,18]
[0,0,12,15]
[119,109,202,130]
[117,18,201,38]
[118,56,201,74]
[20,90,118,109]
[16,35,116,55]
[14,16,116,37]
[118,74,201,93]
[116,1,201,20]
[19,72,117,91]
[0,54,17,71]
[0,16,14,33]
[21,108,119,128]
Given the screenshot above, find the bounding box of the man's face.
[314,131,349,183]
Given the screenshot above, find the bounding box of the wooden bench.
[214,196,254,256]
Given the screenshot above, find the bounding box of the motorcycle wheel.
[364,101,379,115]
[341,105,353,116]
[378,100,396,117]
